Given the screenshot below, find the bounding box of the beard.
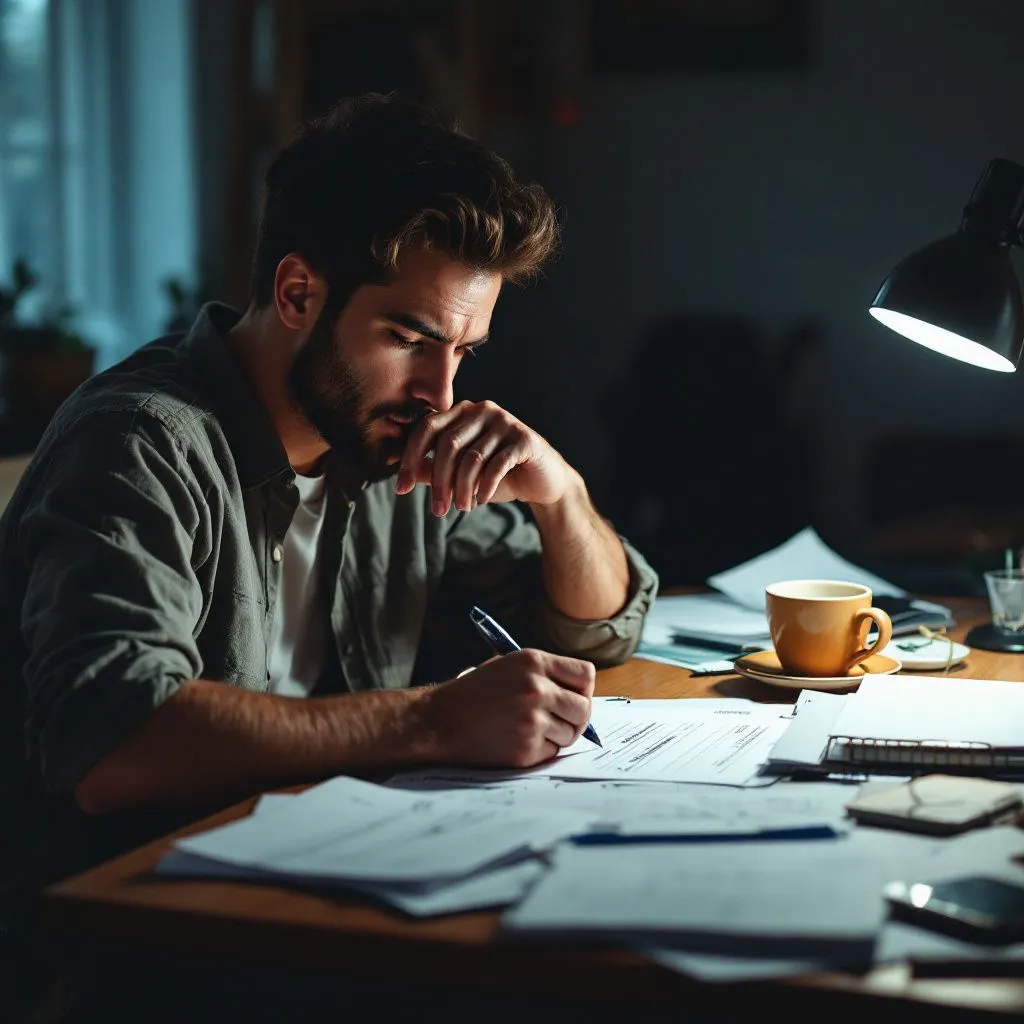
[287,303,429,482]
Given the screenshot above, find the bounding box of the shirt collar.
[183,302,372,497]
[183,302,292,490]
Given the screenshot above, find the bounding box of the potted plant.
[0,258,96,427]
[162,274,212,333]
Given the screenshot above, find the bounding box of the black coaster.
[964,622,1024,653]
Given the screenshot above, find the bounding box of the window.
[0,0,55,316]
[0,0,196,368]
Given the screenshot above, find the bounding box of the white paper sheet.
[877,921,1024,969]
[639,593,771,645]
[533,699,791,786]
[155,846,546,917]
[707,527,905,610]
[639,947,827,982]
[828,675,1024,750]
[504,828,941,959]
[387,772,855,836]
[765,691,846,769]
[174,775,585,883]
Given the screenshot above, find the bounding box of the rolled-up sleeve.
[18,411,205,792]
[443,502,658,667]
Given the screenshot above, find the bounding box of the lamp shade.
[869,233,1024,372]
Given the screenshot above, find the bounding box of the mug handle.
[845,608,893,673]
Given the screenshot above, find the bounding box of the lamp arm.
[960,158,1024,247]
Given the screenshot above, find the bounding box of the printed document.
[387,772,855,835]
[173,775,586,884]
[503,829,941,959]
[534,699,791,786]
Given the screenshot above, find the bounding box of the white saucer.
[733,650,902,692]
[881,637,970,670]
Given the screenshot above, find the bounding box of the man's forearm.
[74,679,441,815]
[529,469,630,621]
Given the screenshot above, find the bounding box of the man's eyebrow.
[383,312,489,348]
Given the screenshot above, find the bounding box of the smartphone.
[884,875,1024,944]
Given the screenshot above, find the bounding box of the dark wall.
[195,0,1024,590]
[465,0,1024,588]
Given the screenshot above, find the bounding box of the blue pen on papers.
[569,825,838,846]
[469,604,603,748]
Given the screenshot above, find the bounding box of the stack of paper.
[501,828,941,964]
[635,593,770,673]
[154,699,856,915]
[157,775,586,916]
[158,769,857,916]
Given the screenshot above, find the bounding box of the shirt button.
[343,642,354,656]
[271,545,283,563]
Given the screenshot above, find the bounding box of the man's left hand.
[394,400,574,515]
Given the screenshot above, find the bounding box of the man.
[0,93,657,930]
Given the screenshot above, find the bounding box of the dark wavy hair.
[249,92,559,307]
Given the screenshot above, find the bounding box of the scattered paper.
[708,527,905,610]
[640,593,771,647]
[503,831,934,960]
[387,772,855,837]
[155,846,546,917]
[173,775,585,884]
[640,946,828,982]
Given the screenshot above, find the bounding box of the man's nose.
[409,348,457,412]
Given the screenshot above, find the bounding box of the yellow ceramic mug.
[765,579,893,677]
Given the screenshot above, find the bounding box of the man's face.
[288,248,501,481]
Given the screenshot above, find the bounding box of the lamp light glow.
[868,158,1024,654]
[867,307,1016,372]
[869,158,1024,373]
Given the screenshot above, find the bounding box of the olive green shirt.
[0,303,657,917]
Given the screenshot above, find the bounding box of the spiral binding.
[825,736,1024,768]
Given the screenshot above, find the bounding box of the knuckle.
[440,433,462,455]
[520,648,545,672]
[521,674,546,701]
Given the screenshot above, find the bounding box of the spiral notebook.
[767,676,1024,775]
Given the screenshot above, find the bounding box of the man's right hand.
[422,649,596,768]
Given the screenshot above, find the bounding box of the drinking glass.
[983,569,1024,632]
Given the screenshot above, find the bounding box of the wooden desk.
[39,596,1024,1018]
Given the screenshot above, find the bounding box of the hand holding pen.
[470,605,602,748]
[425,637,596,767]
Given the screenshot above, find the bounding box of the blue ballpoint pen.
[469,604,603,748]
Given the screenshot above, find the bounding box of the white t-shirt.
[267,472,329,698]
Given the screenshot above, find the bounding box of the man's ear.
[274,254,322,330]
[283,280,309,316]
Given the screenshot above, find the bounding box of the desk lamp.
[868,157,1024,652]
